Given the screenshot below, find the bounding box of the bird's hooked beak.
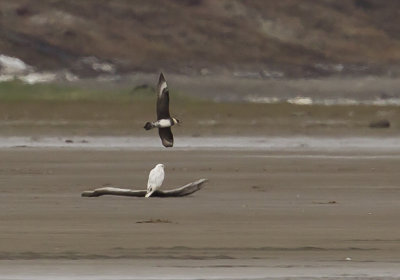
[155,163,165,170]
[174,118,181,126]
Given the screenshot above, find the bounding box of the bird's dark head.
[172,118,180,125]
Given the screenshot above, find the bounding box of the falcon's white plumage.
[145,163,165,198]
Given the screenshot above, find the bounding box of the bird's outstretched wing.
[156,73,170,120]
[158,127,174,147]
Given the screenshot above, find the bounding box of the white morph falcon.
[145,163,165,198]
[144,73,180,148]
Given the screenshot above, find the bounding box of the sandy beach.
[0,139,399,279]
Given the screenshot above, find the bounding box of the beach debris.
[345,257,352,261]
[81,178,208,198]
[369,119,390,128]
[251,185,269,192]
[136,219,172,224]
[312,201,337,204]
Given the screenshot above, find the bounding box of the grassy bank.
[0,80,399,137]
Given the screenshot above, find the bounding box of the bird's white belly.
[156,119,172,128]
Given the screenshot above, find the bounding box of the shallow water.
[1,260,400,280]
[1,136,400,151]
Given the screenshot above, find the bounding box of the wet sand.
[0,144,400,278]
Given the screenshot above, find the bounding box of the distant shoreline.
[1,136,400,151]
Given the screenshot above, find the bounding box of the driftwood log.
[81,178,208,198]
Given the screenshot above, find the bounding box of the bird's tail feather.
[144,122,154,130]
[145,190,155,198]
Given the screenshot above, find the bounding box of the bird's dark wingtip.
[162,140,173,148]
[159,72,166,83]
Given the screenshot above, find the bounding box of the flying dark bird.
[144,73,180,147]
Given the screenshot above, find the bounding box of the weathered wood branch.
[81,178,208,198]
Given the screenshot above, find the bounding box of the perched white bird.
[145,163,165,198]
